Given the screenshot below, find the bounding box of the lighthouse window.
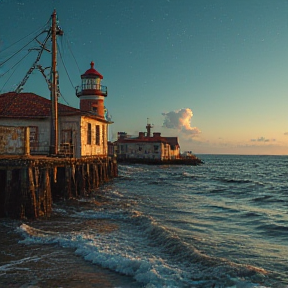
[95,125,100,145]
[87,123,91,145]
[82,79,88,90]
[92,79,97,89]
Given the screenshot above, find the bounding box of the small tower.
[146,118,154,137]
[76,61,107,118]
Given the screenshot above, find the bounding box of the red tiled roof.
[0,92,80,118]
[81,61,103,79]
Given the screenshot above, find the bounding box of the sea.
[0,154,288,288]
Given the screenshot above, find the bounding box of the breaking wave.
[18,205,270,288]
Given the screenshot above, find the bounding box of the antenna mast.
[146,118,153,137]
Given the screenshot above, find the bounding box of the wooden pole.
[50,9,58,155]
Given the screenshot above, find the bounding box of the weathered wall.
[117,142,179,160]
[59,115,81,157]
[0,116,110,158]
[0,119,50,154]
[118,142,162,159]
[0,126,29,155]
[80,116,108,157]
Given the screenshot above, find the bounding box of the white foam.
[0,255,40,272]
[71,209,127,220]
[19,224,184,287]
[17,222,271,288]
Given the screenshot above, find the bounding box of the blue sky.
[1,0,288,155]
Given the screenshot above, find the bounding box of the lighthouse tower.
[76,61,108,118]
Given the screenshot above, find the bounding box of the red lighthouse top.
[82,61,103,79]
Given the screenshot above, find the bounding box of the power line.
[0,50,34,93]
[58,42,75,89]
[58,91,70,106]
[0,29,48,68]
[15,31,51,92]
[0,50,32,78]
[0,68,18,93]
[57,43,73,106]
[0,20,50,55]
[64,34,81,74]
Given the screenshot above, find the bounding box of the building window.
[102,124,105,145]
[87,123,91,145]
[154,145,159,152]
[95,125,100,145]
[92,106,97,114]
[61,129,72,144]
[29,126,38,152]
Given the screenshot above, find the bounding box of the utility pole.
[49,9,63,155]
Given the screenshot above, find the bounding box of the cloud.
[284,132,288,136]
[250,137,276,142]
[162,108,201,137]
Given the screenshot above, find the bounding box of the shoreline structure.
[117,156,203,165]
[0,155,117,219]
[0,10,117,220]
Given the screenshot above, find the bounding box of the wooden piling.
[0,156,118,219]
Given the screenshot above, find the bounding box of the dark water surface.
[0,155,287,288]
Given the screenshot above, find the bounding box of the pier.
[0,10,118,220]
[0,156,118,219]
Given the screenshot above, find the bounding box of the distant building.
[0,62,112,158]
[115,123,180,160]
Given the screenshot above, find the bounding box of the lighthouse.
[76,61,108,118]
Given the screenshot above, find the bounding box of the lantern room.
[76,61,107,118]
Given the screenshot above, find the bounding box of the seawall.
[117,156,203,165]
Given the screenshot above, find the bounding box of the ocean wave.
[216,177,258,185]
[127,211,270,285]
[182,172,208,180]
[243,212,262,218]
[252,195,273,202]
[256,222,288,236]
[0,255,41,273]
[17,217,271,288]
[18,223,192,287]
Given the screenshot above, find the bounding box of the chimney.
[139,132,145,138]
[118,132,127,139]
[153,132,161,138]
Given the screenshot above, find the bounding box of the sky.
[0,0,288,155]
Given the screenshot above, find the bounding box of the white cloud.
[162,108,201,137]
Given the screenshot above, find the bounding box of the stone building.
[115,124,180,161]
